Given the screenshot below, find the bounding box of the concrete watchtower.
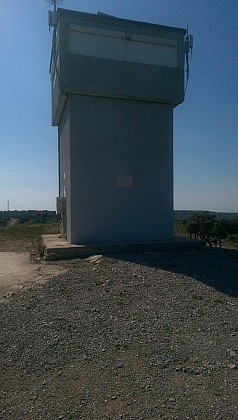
[50,8,188,244]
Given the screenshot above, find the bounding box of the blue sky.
[0,0,237,212]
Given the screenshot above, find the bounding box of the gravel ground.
[1,248,238,419]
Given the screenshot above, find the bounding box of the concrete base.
[42,234,204,260]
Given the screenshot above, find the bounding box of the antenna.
[7,200,9,211]
[184,25,193,95]
[45,0,63,29]
[44,0,63,13]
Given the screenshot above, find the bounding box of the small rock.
[87,255,103,263]
[116,363,124,368]
[227,364,237,369]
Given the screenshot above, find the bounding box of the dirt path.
[0,252,66,302]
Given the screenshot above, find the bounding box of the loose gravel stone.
[1,248,238,419]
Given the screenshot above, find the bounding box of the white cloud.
[0,171,22,177]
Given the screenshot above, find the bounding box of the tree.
[184,212,228,248]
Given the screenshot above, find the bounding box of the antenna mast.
[184,26,193,94]
[45,0,63,30]
[44,0,64,13]
[47,0,59,12]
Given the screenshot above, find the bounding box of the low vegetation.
[0,211,60,256]
[0,210,59,226]
[175,211,238,249]
[0,210,238,253]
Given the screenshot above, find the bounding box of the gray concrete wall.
[61,54,183,103]
[58,99,71,241]
[51,9,186,125]
[51,9,186,244]
[69,95,174,244]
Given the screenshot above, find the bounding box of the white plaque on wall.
[117,176,133,188]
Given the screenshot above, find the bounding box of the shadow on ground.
[105,247,238,299]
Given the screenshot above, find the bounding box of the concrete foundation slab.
[42,234,204,260]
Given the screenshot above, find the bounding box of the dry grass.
[0,222,60,255]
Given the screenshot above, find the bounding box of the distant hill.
[174,210,238,222]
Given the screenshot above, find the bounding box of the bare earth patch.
[0,252,66,302]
